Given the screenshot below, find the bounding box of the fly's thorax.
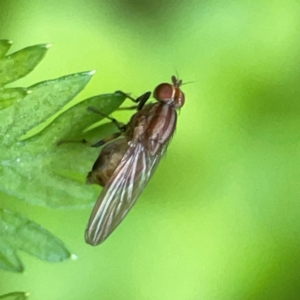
[153,76,185,109]
[145,103,177,149]
[125,103,155,139]
[126,102,177,154]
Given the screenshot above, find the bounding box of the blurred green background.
[1,0,300,299]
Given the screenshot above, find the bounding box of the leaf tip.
[87,70,96,76]
[16,264,25,273]
[0,39,13,44]
[71,253,78,260]
[37,43,52,50]
[44,43,53,49]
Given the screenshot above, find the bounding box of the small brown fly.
[85,76,185,246]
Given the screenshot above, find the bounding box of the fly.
[85,76,185,246]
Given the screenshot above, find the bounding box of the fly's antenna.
[181,80,196,86]
[174,68,180,81]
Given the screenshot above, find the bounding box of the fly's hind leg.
[57,131,123,148]
[90,132,122,148]
[58,130,126,186]
[57,105,129,187]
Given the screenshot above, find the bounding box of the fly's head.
[153,75,185,109]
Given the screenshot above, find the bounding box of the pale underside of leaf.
[0,44,51,86]
[0,209,72,272]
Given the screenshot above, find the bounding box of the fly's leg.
[83,91,151,147]
[136,92,151,110]
[87,107,126,132]
[58,107,125,147]
[115,90,151,110]
[116,105,139,111]
[57,131,122,147]
[57,138,91,146]
[90,132,122,147]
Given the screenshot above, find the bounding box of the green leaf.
[23,92,126,147]
[0,240,23,272]
[0,39,13,58]
[0,292,29,300]
[0,41,127,209]
[0,87,29,110]
[0,209,72,272]
[51,122,122,183]
[0,44,50,86]
[0,71,95,146]
[0,93,126,208]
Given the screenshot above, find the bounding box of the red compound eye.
[153,83,174,102]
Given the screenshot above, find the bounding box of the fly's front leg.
[115,90,151,110]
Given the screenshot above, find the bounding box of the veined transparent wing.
[85,140,168,246]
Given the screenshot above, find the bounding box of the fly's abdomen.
[86,138,128,186]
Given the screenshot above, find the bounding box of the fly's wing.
[85,141,167,246]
